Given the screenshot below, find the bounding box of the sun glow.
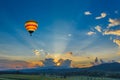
[52,21,74,53]
[56,62,61,66]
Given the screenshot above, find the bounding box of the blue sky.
[0,0,120,68]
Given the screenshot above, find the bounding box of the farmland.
[0,74,119,80]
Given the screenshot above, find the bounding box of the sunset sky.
[0,0,120,69]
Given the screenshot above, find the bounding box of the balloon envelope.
[25,20,38,36]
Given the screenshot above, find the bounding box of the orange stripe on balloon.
[26,27,37,30]
[25,26,37,29]
[25,25,38,28]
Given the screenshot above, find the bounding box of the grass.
[0,74,119,80]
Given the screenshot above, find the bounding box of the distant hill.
[87,62,120,72]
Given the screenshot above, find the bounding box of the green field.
[0,74,119,80]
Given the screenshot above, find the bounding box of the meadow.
[0,74,119,80]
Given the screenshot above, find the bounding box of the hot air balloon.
[25,20,38,36]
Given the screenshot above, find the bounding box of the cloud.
[33,49,51,59]
[87,31,96,36]
[108,18,120,28]
[96,12,107,19]
[65,52,73,56]
[40,49,44,52]
[0,59,31,69]
[33,49,40,56]
[30,61,44,67]
[84,11,92,15]
[113,39,120,47]
[95,25,102,32]
[103,30,120,36]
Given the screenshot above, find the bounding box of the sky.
[0,0,120,69]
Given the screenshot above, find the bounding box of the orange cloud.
[108,18,120,28]
[29,60,44,67]
[103,30,120,36]
[113,39,120,46]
